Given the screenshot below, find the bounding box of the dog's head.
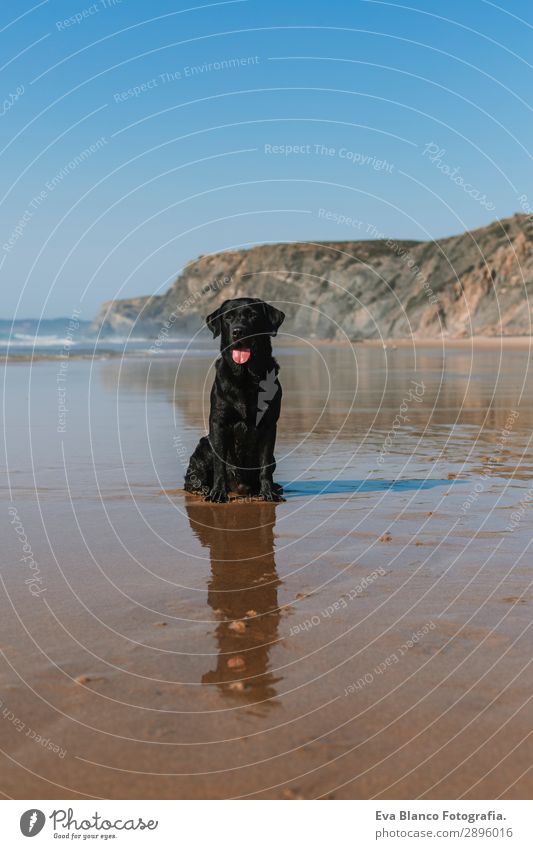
[206,297,285,367]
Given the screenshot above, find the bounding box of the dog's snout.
[232,325,245,339]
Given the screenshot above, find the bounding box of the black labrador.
[184,297,285,502]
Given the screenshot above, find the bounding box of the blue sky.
[1,0,532,318]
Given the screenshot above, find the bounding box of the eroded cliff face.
[91,214,533,340]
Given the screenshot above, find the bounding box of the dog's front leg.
[258,425,284,502]
[206,421,229,503]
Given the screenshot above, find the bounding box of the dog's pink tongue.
[232,348,251,365]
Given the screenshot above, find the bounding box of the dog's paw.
[205,487,229,503]
[260,487,286,503]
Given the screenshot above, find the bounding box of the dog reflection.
[185,499,281,705]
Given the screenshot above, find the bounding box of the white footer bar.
[2,799,530,848]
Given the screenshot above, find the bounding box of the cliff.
[91,214,533,340]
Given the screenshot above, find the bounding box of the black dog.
[184,297,285,502]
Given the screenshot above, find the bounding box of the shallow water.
[2,342,533,799]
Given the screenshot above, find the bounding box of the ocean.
[0,318,215,360]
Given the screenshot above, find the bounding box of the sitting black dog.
[184,297,285,502]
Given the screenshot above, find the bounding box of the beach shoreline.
[1,346,532,799]
[2,333,533,363]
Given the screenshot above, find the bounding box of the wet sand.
[2,342,533,799]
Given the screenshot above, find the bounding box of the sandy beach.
[2,341,533,799]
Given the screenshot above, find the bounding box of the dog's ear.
[206,301,228,338]
[262,301,285,336]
